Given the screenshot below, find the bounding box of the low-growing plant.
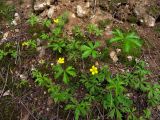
[42,19,52,28]
[103,92,133,120]
[9,50,17,58]
[32,69,52,87]
[66,39,81,61]
[0,49,8,60]
[22,39,37,48]
[81,41,100,59]
[40,33,49,40]
[32,69,71,103]
[0,0,15,21]
[109,29,143,56]
[125,61,151,91]
[65,98,91,120]
[72,25,84,38]
[48,84,71,103]
[27,14,39,26]
[146,84,160,106]
[53,63,76,84]
[87,24,103,36]
[16,79,29,89]
[48,39,66,53]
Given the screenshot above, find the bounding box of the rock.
[20,74,27,80]
[47,5,55,18]
[116,49,121,54]
[11,20,18,26]
[133,0,155,27]
[34,0,51,11]
[127,56,133,61]
[34,3,47,11]
[76,5,88,18]
[3,32,9,39]
[14,13,21,23]
[0,90,10,97]
[110,51,118,63]
[15,29,20,33]
[11,13,21,26]
[39,9,48,18]
[36,46,46,58]
[143,15,156,27]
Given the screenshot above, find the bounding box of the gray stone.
[143,15,156,27]
[76,5,87,18]
[47,5,55,18]
[34,0,51,11]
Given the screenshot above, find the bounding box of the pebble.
[47,6,55,18]
[76,5,87,18]
[15,29,20,32]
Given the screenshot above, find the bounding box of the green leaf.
[109,109,115,119]
[66,66,76,77]
[116,109,122,120]
[92,50,98,58]
[82,50,92,58]
[109,37,123,43]
[75,109,80,120]
[88,42,94,48]
[54,65,64,79]
[65,104,75,110]
[81,45,91,51]
[63,72,69,84]
[94,41,100,48]
[103,93,114,109]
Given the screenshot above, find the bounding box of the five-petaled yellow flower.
[54,18,59,24]
[57,57,64,64]
[90,65,98,75]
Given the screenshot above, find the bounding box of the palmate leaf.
[66,66,76,77]
[75,109,80,120]
[110,36,123,43]
[94,41,100,48]
[110,29,142,55]
[81,45,91,51]
[116,109,122,120]
[125,32,140,40]
[54,65,64,79]
[92,50,98,58]
[103,92,114,109]
[88,42,94,48]
[82,50,92,58]
[63,72,69,84]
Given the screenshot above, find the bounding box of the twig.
[19,100,38,120]
[96,105,104,120]
[66,110,71,120]
[57,103,59,120]
[0,65,9,98]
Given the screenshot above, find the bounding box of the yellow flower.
[54,18,59,24]
[22,42,29,47]
[90,65,98,75]
[57,57,64,64]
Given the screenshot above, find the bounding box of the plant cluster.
[1,12,158,120]
[0,0,15,22]
[0,43,17,60]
